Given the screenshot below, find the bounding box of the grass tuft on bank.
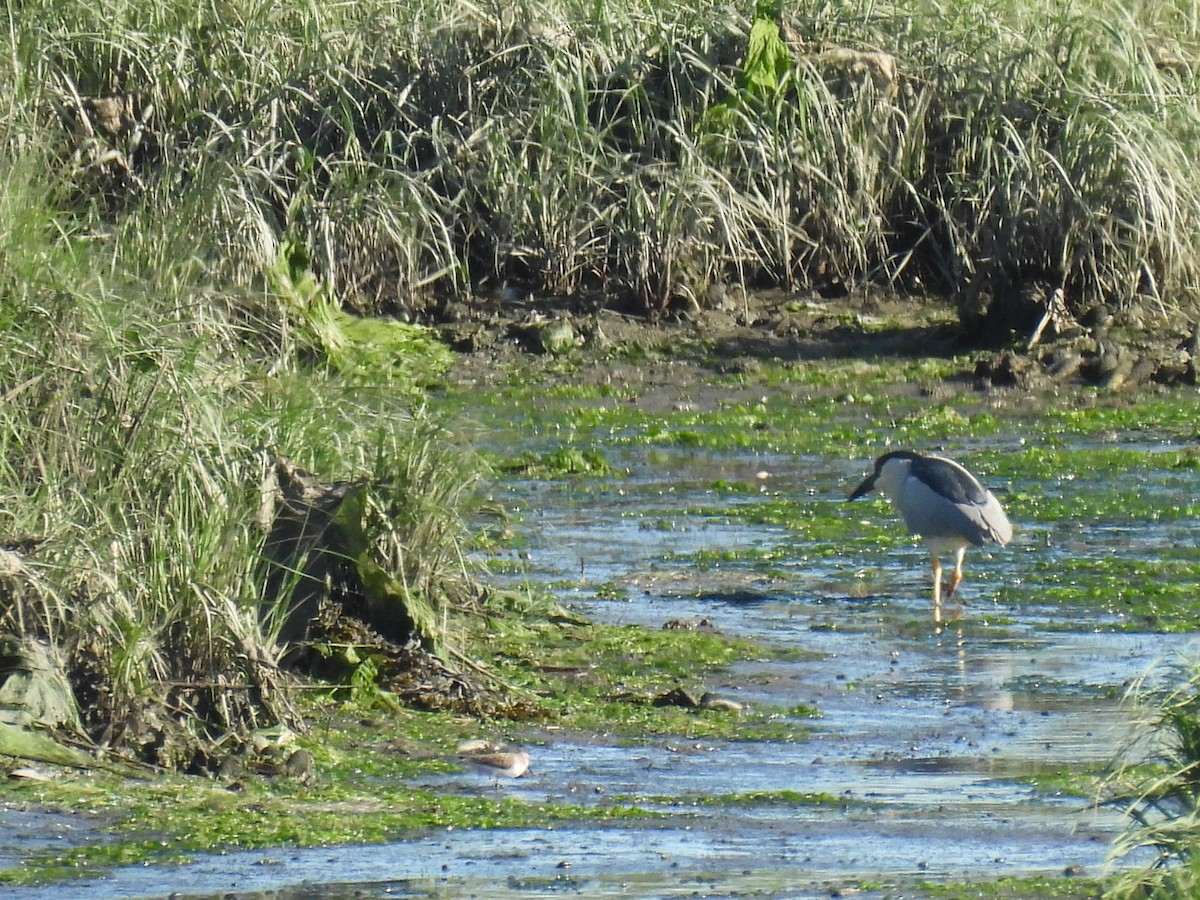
[0,132,480,764]
[1106,660,1200,898]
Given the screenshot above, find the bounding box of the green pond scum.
[465,349,1200,455]
[465,351,1200,631]
[476,603,820,741]
[624,788,849,808]
[0,767,663,887]
[1016,766,1107,799]
[917,875,1105,898]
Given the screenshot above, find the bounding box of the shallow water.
[6,399,1200,898]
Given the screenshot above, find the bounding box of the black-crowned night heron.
[848,450,1013,622]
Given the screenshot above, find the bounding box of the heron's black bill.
[847,473,877,501]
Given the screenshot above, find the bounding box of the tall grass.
[15,0,1200,329]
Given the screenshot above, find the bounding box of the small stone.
[282,749,315,780]
[662,617,716,632]
[538,319,577,355]
[699,693,744,712]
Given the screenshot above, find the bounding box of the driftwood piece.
[256,454,522,717]
[258,454,369,644]
[259,453,428,648]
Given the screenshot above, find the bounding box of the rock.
[1040,346,1084,382]
[0,720,92,770]
[538,319,577,355]
[715,357,762,376]
[282,749,315,780]
[218,753,244,780]
[973,351,1042,390]
[661,617,717,632]
[439,301,473,323]
[0,637,82,732]
[1093,339,1134,390]
[699,693,744,712]
[652,687,702,709]
[440,322,497,353]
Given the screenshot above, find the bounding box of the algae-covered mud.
[4,332,1200,899]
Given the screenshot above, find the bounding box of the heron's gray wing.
[898,475,1012,546]
[976,490,1013,545]
[908,454,988,505]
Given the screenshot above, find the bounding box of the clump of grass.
[0,133,480,765]
[1105,660,1200,897]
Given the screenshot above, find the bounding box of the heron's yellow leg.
[948,546,967,596]
[932,555,943,624]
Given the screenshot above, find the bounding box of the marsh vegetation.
[3,0,1200,895]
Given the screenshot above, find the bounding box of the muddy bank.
[440,289,1200,398]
